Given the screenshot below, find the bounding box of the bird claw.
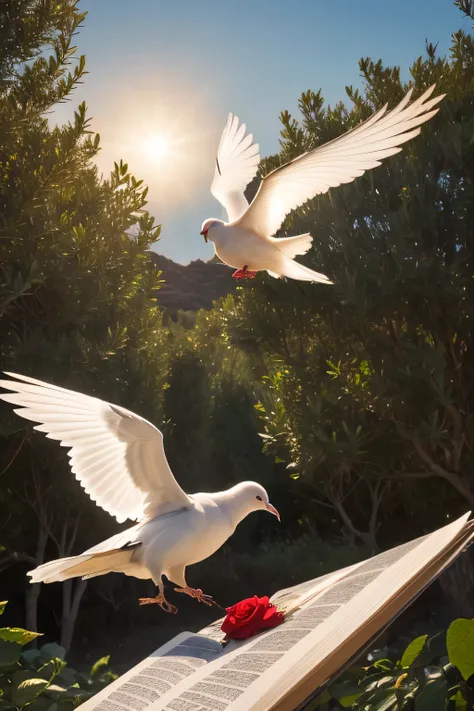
[138,594,178,614]
[198,592,215,606]
[175,587,215,607]
[232,268,257,280]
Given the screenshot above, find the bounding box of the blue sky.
[55,0,466,264]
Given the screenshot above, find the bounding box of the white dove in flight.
[0,372,280,614]
[201,85,444,283]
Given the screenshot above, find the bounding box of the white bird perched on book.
[0,372,280,614]
[201,85,445,283]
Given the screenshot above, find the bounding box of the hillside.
[148,251,237,316]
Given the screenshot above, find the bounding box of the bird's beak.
[266,503,280,522]
[200,230,208,243]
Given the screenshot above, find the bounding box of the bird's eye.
[256,495,263,501]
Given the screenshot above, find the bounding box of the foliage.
[162,299,278,500]
[0,0,167,651]
[0,603,115,710]
[222,6,474,553]
[312,618,474,711]
[446,619,474,681]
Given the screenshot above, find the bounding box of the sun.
[93,82,219,210]
[144,133,169,161]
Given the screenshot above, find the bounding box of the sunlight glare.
[144,133,169,161]
[91,75,221,211]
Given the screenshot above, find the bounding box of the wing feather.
[0,372,191,523]
[210,113,260,222]
[236,86,444,237]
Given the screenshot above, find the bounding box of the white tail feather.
[279,256,333,284]
[28,548,135,584]
[271,233,313,259]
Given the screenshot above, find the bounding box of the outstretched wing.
[236,85,444,238]
[210,113,260,222]
[0,372,192,523]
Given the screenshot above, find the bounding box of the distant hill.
[148,251,237,316]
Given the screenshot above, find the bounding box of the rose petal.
[221,595,285,639]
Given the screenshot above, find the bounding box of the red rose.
[221,595,284,641]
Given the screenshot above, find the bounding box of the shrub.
[317,618,474,711]
[0,602,115,710]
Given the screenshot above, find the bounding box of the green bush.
[0,602,115,711]
[314,618,474,711]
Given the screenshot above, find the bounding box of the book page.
[147,513,471,711]
[79,632,226,711]
[270,561,365,614]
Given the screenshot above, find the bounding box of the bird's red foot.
[174,586,215,607]
[138,593,178,614]
[232,267,257,280]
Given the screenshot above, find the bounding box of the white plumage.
[0,372,280,613]
[201,85,445,283]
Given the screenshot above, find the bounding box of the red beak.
[200,230,208,242]
[266,503,280,522]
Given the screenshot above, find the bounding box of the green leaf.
[0,627,42,645]
[454,690,467,710]
[339,693,362,707]
[43,684,68,699]
[0,639,22,668]
[21,649,42,664]
[401,635,428,668]
[0,602,6,616]
[56,667,77,688]
[409,632,447,670]
[12,678,49,707]
[343,666,369,681]
[368,692,397,711]
[374,659,394,671]
[362,674,397,694]
[90,655,110,678]
[447,619,474,680]
[40,643,66,661]
[329,681,362,706]
[414,678,447,711]
[311,690,331,707]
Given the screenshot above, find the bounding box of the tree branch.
[382,470,437,480]
[0,551,37,574]
[0,430,27,477]
[326,471,382,552]
[446,404,464,472]
[409,434,474,507]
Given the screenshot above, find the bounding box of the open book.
[80,512,474,711]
